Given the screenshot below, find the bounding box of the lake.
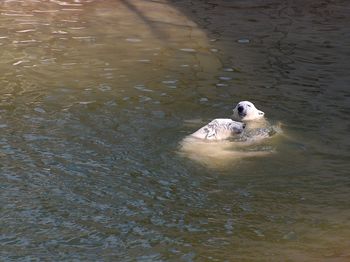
[1,0,349,261]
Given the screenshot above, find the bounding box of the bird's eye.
[247,104,251,107]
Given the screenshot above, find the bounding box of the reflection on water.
[179,136,276,169]
[178,118,282,168]
[1,0,350,260]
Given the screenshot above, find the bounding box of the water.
[1,0,349,260]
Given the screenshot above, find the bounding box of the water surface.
[1,0,350,261]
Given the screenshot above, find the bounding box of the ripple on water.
[162,80,178,85]
[237,38,250,44]
[23,134,50,141]
[218,76,232,81]
[179,48,196,52]
[52,30,68,34]
[98,84,112,92]
[33,10,60,14]
[1,13,33,17]
[126,38,142,43]
[40,58,56,65]
[216,83,228,87]
[34,107,46,114]
[139,96,152,103]
[12,60,29,66]
[78,101,95,105]
[137,59,151,63]
[134,85,153,92]
[72,36,96,43]
[16,29,36,33]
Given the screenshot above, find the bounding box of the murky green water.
[1,0,350,261]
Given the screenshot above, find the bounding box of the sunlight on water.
[1,0,350,261]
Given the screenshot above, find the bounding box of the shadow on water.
[119,0,170,40]
[1,0,350,261]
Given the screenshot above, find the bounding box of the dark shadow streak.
[120,0,169,40]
